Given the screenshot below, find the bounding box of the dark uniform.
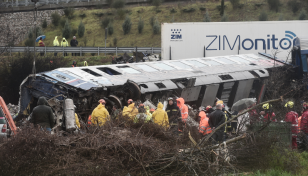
[165,100,181,133]
[208,109,226,143]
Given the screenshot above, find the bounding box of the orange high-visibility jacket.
[199,111,212,135]
[177,98,188,122]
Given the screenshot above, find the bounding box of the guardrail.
[0,46,161,56]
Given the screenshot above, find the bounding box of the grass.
[20,0,307,48]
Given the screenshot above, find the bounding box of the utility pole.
[31,0,39,79]
[105,28,107,56]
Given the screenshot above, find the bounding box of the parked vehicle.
[0,110,8,139]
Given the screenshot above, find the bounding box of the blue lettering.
[271,35,278,49]
[279,38,291,50]
[171,34,182,39]
[255,39,266,50]
[206,35,217,50]
[223,35,240,50]
[242,39,254,50]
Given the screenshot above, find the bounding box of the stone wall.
[0,9,64,46]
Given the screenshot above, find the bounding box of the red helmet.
[139,104,144,108]
[303,102,308,109]
[98,99,106,104]
[150,108,155,112]
[206,106,212,111]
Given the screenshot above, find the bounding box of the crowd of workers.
[29,95,308,149]
[38,36,79,57]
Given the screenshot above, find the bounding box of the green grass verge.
[20,0,307,48]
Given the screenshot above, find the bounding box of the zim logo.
[171,29,182,39]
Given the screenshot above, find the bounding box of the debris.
[6,103,19,117]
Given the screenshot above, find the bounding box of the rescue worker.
[122,99,138,120]
[84,61,88,66]
[260,103,276,122]
[152,102,169,128]
[38,37,45,56]
[70,36,78,56]
[87,115,91,128]
[177,97,188,132]
[150,108,155,114]
[31,97,54,132]
[74,105,80,129]
[91,99,110,127]
[145,106,152,119]
[72,60,77,67]
[134,104,152,123]
[61,37,69,56]
[208,103,225,143]
[165,97,181,132]
[199,108,212,136]
[205,105,214,114]
[284,101,299,149]
[53,36,59,56]
[300,102,308,135]
[111,105,121,120]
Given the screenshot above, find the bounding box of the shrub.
[102,18,111,28]
[171,15,174,23]
[113,37,118,46]
[79,13,86,19]
[170,8,177,13]
[117,9,126,19]
[108,22,114,35]
[112,0,125,9]
[78,21,85,37]
[42,18,47,28]
[299,10,307,20]
[278,14,284,20]
[62,19,71,39]
[230,0,240,9]
[199,7,206,11]
[36,26,44,37]
[153,19,160,35]
[107,12,113,15]
[138,17,144,34]
[64,7,75,19]
[94,12,104,17]
[60,18,66,28]
[83,36,88,46]
[267,0,280,12]
[203,10,211,22]
[221,13,228,22]
[51,12,61,26]
[122,16,132,35]
[288,0,300,14]
[156,9,162,13]
[27,28,33,39]
[182,8,195,13]
[25,38,34,47]
[259,10,268,21]
[72,29,77,36]
[152,0,162,8]
[150,16,155,27]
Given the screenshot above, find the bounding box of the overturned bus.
[19,53,285,124]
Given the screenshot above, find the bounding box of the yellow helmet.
[284,101,294,108]
[262,103,271,110]
[216,100,223,105]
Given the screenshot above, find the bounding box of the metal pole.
[204,46,205,57]
[80,47,82,56]
[63,46,64,56]
[116,47,117,56]
[98,47,99,56]
[152,47,153,54]
[136,46,138,62]
[169,46,171,60]
[9,46,11,56]
[105,28,107,56]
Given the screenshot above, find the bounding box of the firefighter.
[260,103,277,122]
[122,99,138,120]
[91,99,110,127]
[208,103,225,143]
[152,102,169,128]
[61,38,69,56]
[284,101,299,149]
[300,102,308,135]
[199,107,212,136]
[38,37,45,56]
[53,36,59,56]
[134,104,152,123]
[166,97,181,133]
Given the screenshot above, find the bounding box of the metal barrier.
[1,46,161,56]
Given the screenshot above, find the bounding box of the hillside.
[21,0,307,48]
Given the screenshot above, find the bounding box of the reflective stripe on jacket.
[87,115,91,127]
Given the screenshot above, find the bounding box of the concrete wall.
[0,9,64,46]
